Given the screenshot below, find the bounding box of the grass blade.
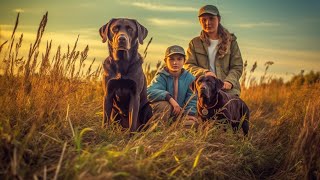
[53,142,67,180]
[192,148,204,170]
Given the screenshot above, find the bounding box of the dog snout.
[198,83,210,96]
[118,35,127,43]
[199,84,207,91]
[116,34,129,50]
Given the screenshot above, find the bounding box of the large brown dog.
[99,18,152,132]
[191,75,249,135]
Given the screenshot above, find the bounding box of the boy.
[147,45,197,123]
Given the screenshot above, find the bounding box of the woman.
[184,5,243,96]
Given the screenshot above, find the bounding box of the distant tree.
[288,70,320,86]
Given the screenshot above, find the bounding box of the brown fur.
[191,75,250,135]
[99,18,152,132]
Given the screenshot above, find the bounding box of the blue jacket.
[147,67,197,115]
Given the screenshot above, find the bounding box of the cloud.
[79,2,96,8]
[166,34,190,41]
[130,2,197,12]
[235,22,281,28]
[240,45,320,80]
[64,28,98,37]
[0,24,15,30]
[0,24,38,30]
[248,46,319,61]
[0,28,101,52]
[147,18,193,27]
[13,8,25,13]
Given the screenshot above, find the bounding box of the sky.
[0,0,320,81]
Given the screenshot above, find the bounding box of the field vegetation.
[0,13,319,179]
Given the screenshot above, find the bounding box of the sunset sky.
[1,0,319,81]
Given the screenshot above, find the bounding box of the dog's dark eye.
[127,27,133,33]
[197,80,203,85]
[112,26,119,32]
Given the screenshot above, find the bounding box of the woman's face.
[199,14,219,34]
[166,54,185,73]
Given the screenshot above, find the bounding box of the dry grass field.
[0,13,319,180]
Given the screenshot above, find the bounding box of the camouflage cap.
[165,45,185,58]
[198,5,220,17]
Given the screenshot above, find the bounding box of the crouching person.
[147,45,197,126]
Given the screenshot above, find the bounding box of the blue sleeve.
[147,74,171,102]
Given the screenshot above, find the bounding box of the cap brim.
[198,12,218,17]
[166,52,186,57]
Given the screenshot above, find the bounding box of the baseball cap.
[198,5,220,17]
[165,45,185,57]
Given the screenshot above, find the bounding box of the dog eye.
[127,27,133,33]
[112,26,119,32]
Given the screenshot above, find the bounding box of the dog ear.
[134,20,148,44]
[189,80,197,93]
[99,18,116,43]
[216,78,224,90]
[190,75,203,94]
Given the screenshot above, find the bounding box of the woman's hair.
[216,16,232,58]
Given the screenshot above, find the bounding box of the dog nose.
[118,35,126,43]
[200,87,206,91]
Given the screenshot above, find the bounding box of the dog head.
[99,18,148,61]
[191,75,224,99]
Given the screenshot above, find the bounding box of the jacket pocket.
[194,48,207,56]
[194,49,208,69]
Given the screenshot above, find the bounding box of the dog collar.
[201,108,209,116]
[198,94,219,116]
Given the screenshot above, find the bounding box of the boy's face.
[166,54,185,73]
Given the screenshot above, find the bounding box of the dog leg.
[103,92,114,128]
[103,96,108,127]
[129,94,140,132]
[138,103,153,131]
[242,119,249,136]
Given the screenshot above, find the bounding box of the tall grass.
[0,13,319,179]
[0,12,102,179]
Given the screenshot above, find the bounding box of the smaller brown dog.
[191,75,249,135]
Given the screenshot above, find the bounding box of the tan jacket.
[184,31,243,95]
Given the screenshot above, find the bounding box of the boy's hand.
[169,98,181,116]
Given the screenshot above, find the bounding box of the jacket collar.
[159,67,186,77]
[200,30,210,45]
[200,30,223,44]
[199,30,230,59]
[199,30,222,53]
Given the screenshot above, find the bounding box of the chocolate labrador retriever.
[191,75,249,135]
[99,18,152,132]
